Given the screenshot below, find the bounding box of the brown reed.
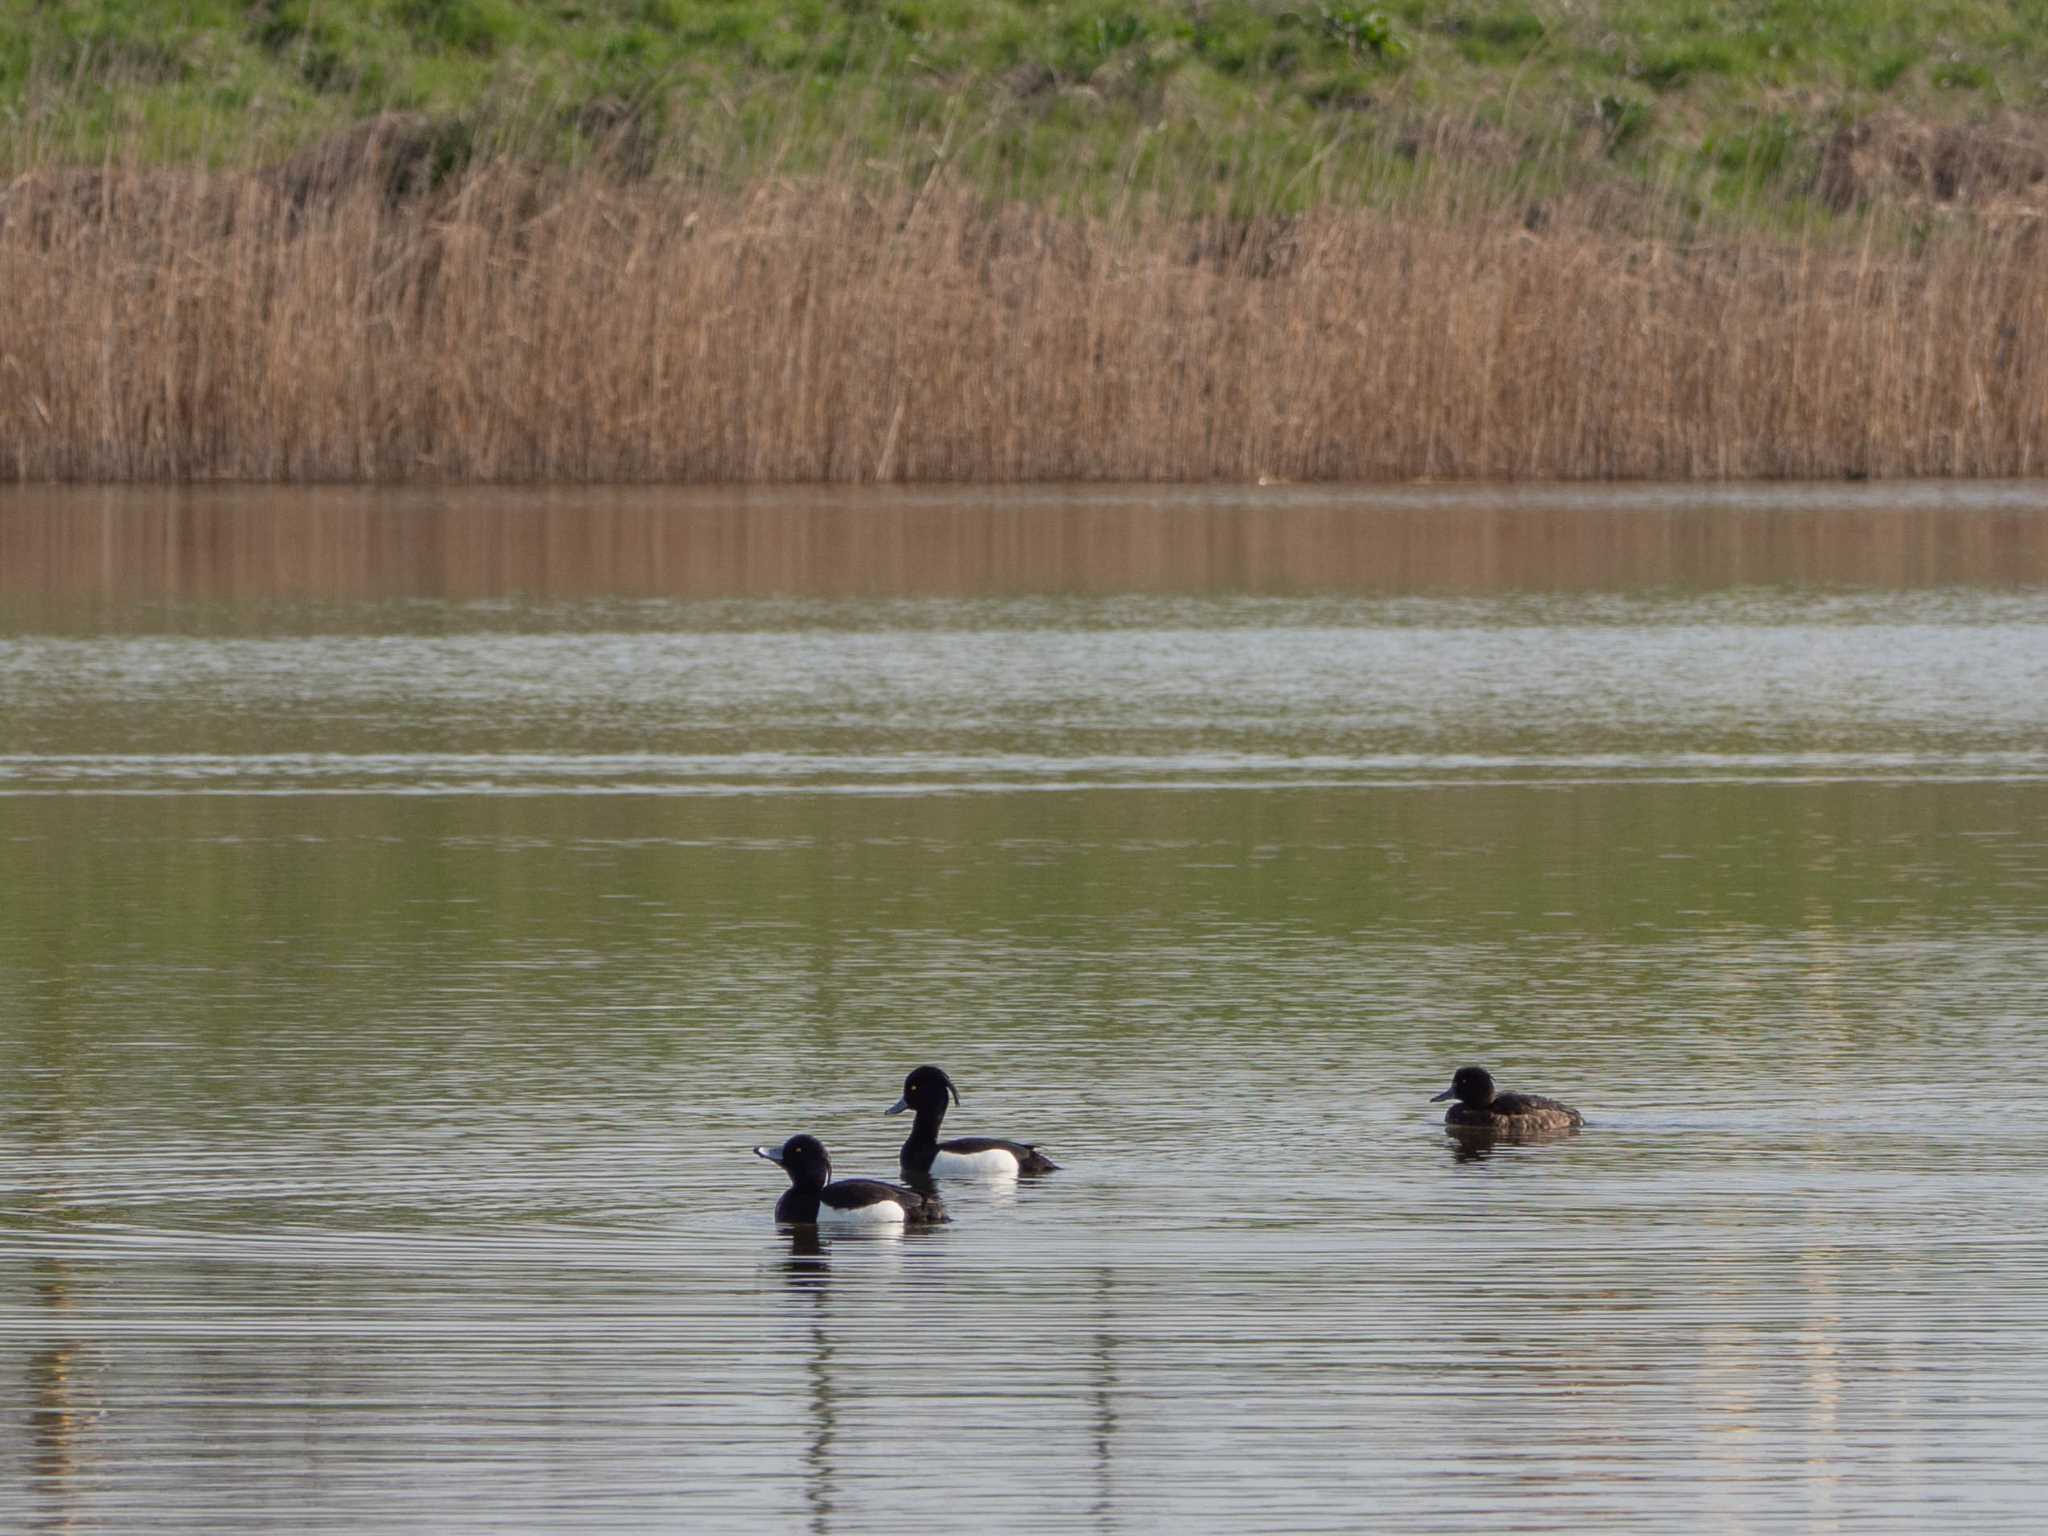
[2,152,2045,483]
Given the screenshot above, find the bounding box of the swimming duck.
[1431,1065,1584,1134]
[753,1135,949,1226]
[887,1064,1060,1179]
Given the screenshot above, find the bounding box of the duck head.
[1431,1065,1497,1107]
[885,1064,961,1118]
[754,1133,832,1189]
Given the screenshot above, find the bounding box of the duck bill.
[1430,1088,1456,1102]
[884,1097,909,1117]
[753,1144,786,1164]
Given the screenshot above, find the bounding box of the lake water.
[4,484,2048,1531]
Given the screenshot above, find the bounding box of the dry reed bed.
[2,162,2046,482]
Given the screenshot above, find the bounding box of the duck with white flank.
[887,1064,1060,1179]
[1431,1065,1584,1135]
[753,1134,949,1226]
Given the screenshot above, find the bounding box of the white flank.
[931,1146,1022,1180]
[819,1199,908,1227]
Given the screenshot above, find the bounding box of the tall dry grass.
[2,151,2045,482]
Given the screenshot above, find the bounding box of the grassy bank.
[4,4,2048,482]
[4,149,2044,482]
[11,1,2048,217]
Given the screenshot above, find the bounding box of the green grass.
[7,0,2048,216]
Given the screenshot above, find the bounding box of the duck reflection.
[778,1222,949,1533]
[1448,1133,1499,1164]
[1090,1265,1120,1522]
[783,1226,831,1288]
[780,1230,837,1536]
[1446,1125,1582,1163]
[24,1058,95,1534]
[802,1316,838,1536]
[27,1258,92,1532]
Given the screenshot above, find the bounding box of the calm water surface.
[4,484,2048,1531]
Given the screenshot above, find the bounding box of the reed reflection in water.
[5,482,2048,620]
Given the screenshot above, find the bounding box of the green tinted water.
[3,485,2047,1531]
